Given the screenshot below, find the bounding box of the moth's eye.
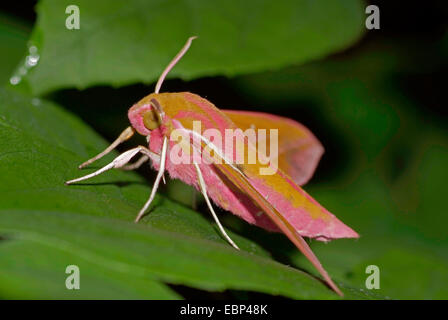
[143,109,161,130]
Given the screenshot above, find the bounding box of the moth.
[66,37,358,296]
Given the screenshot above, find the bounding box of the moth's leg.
[65,145,156,185]
[120,155,149,171]
[135,136,168,222]
[193,162,240,250]
[79,127,135,169]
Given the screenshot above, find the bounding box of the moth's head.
[128,93,164,136]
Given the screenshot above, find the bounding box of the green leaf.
[0,237,179,299]
[22,0,365,95]
[0,14,30,86]
[0,87,376,299]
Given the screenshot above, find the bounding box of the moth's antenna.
[155,36,197,94]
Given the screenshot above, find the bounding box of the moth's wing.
[212,161,343,296]
[173,103,358,241]
[223,110,324,186]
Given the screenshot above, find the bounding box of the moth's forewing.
[157,92,358,241]
[223,110,324,186]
